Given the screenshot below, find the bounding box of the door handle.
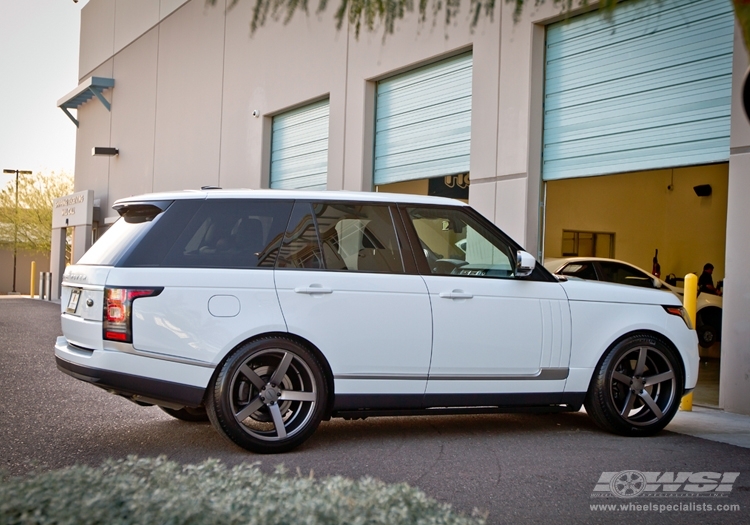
[294,285,333,295]
[439,290,473,299]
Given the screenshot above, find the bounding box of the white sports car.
[544,257,722,348]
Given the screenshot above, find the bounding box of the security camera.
[252,110,260,118]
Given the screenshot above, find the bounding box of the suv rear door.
[274,201,432,405]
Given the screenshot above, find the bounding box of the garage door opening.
[376,173,470,202]
[543,163,728,406]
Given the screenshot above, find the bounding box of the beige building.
[0,247,49,295]
[61,0,750,415]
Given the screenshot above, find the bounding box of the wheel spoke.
[218,340,324,450]
[619,389,637,417]
[279,390,316,402]
[634,347,648,375]
[643,370,675,387]
[613,371,632,385]
[638,390,663,419]
[239,364,266,390]
[270,352,293,386]
[235,396,264,421]
[269,403,287,439]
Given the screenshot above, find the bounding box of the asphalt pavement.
[1,297,749,524]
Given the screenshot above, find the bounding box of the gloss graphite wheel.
[585,334,683,437]
[207,337,327,453]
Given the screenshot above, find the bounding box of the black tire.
[697,325,718,348]
[206,337,327,454]
[585,333,683,437]
[159,405,209,422]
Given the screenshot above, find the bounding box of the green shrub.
[0,456,485,525]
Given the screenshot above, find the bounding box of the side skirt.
[332,392,586,419]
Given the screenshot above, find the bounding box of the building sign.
[52,190,94,229]
[428,173,470,200]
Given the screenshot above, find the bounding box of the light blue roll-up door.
[270,99,329,190]
[543,0,734,181]
[374,53,472,185]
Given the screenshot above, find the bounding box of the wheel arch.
[583,329,686,436]
[587,329,687,393]
[206,331,336,421]
[696,305,722,328]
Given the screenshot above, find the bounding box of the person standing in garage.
[698,263,722,296]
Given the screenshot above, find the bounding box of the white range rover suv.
[55,189,698,453]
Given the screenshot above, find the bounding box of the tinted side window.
[276,202,405,273]
[558,262,598,281]
[160,199,292,269]
[313,203,404,273]
[598,262,654,288]
[276,202,323,269]
[407,207,514,278]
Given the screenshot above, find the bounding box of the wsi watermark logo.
[592,471,740,499]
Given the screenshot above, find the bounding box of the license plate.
[67,289,81,313]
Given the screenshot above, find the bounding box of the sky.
[0,0,88,188]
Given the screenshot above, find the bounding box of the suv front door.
[402,206,570,400]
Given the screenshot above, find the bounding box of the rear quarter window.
[159,199,293,269]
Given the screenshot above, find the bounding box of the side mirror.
[516,250,536,278]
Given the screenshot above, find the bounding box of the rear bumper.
[55,336,211,407]
[56,357,205,407]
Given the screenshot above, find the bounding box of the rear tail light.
[663,305,693,330]
[103,287,163,343]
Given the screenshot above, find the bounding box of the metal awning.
[57,77,115,127]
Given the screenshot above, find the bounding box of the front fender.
[565,301,699,392]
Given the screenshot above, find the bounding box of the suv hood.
[559,278,681,306]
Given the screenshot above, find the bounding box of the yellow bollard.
[29,261,37,298]
[680,273,698,411]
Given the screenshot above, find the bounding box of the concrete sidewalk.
[668,405,750,449]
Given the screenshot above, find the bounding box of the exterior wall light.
[92,147,119,156]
